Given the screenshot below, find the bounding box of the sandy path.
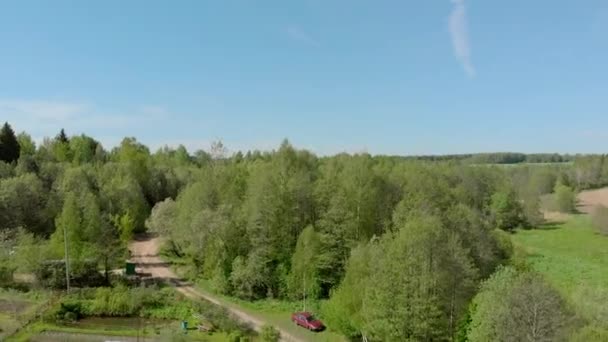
[129,234,303,342]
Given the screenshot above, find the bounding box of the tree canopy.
[0,122,20,163]
[0,121,599,340]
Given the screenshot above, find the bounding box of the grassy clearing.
[7,321,234,342]
[3,285,250,341]
[195,279,346,342]
[511,215,608,326]
[0,289,50,340]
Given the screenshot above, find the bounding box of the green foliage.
[0,123,598,342]
[362,215,478,341]
[69,134,101,164]
[52,300,85,322]
[490,189,524,231]
[591,205,608,235]
[211,266,231,295]
[0,122,20,163]
[227,331,247,342]
[570,325,608,342]
[114,137,152,200]
[16,132,36,157]
[0,160,14,179]
[89,286,140,316]
[554,183,576,213]
[571,285,608,332]
[0,173,50,235]
[51,129,72,162]
[572,155,608,189]
[50,193,85,260]
[0,264,14,287]
[145,198,177,236]
[12,228,49,273]
[321,244,372,339]
[287,226,322,300]
[260,324,280,342]
[111,211,136,243]
[468,268,572,342]
[98,163,150,232]
[512,216,608,327]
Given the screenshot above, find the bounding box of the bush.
[555,184,576,213]
[49,300,85,322]
[34,261,66,289]
[34,259,105,289]
[228,331,250,342]
[0,264,15,287]
[570,325,608,342]
[211,267,231,295]
[192,299,252,334]
[260,324,280,342]
[592,206,608,235]
[468,268,572,341]
[89,285,139,316]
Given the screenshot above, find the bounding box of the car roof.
[295,312,312,317]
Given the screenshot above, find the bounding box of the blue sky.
[0,0,607,155]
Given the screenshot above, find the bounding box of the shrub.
[570,325,608,342]
[48,300,84,322]
[34,261,66,289]
[34,259,105,289]
[89,285,138,316]
[228,331,250,342]
[554,184,576,213]
[211,267,231,295]
[592,206,608,235]
[260,324,280,342]
[0,264,14,287]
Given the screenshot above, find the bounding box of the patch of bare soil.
[577,187,608,214]
[0,299,31,315]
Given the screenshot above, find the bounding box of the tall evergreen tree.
[0,122,21,163]
[57,128,69,144]
[52,128,72,162]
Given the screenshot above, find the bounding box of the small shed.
[125,261,136,275]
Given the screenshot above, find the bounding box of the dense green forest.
[1,121,608,341]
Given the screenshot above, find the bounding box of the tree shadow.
[133,233,158,241]
[535,222,562,230]
[135,261,171,268]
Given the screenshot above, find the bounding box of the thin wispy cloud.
[0,99,87,122]
[0,98,171,148]
[448,0,475,77]
[286,25,320,47]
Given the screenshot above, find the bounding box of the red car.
[291,312,325,331]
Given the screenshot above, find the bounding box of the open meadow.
[513,188,608,338]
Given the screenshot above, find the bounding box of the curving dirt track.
[129,234,303,342]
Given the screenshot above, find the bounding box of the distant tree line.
[399,152,575,164]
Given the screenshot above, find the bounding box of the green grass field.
[6,321,235,342]
[512,215,608,326]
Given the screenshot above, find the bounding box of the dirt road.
[129,234,303,342]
